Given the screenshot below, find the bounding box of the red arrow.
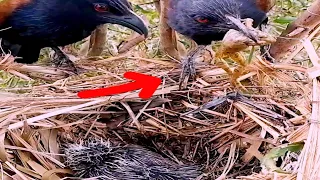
[77,72,162,99]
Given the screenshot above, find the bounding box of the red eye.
[94,4,109,12]
[196,17,209,24]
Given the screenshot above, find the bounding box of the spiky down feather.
[64,140,202,180]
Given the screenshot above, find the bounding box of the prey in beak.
[225,15,258,43]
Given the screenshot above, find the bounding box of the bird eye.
[94,3,109,12]
[196,17,209,24]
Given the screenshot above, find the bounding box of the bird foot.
[51,48,79,75]
[260,45,275,63]
[215,54,247,92]
[230,77,247,92]
[179,55,196,89]
[230,68,247,91]
[53,56,78,75]
[178,45,206,90]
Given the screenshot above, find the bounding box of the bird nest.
[0,38,316,180]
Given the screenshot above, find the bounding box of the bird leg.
[227,52,247,90]
[179,45,205,89]
[215,24,276,91]
[215,49,247,91]
[51,47,78,74]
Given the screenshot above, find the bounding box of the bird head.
[84,0,148,37]
[167,0,266,44]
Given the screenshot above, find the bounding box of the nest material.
[0,8,317,179]
[0,53,310,180]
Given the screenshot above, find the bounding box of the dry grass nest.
[0,37,317,180]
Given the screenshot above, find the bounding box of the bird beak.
[107,11,148,38]
[225,15,258,42]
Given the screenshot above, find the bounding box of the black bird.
[0,0,148,73]
[167,0,272,87]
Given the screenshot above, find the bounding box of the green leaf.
[274,17,297,24]
[261,142,304,173]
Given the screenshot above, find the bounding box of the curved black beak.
[226,15,258,43]
[107,11,148,38]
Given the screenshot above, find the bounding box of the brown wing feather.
[0,0,31,24]
[256,0,276,13]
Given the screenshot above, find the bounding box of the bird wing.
[0,0,31,24]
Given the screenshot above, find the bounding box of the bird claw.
[178,45,205,89]
[179,56,196,89]
[52,55,79,75]
[260,45,275,63]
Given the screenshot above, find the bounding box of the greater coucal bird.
[167,0,275,87]
[0,0,148,73]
